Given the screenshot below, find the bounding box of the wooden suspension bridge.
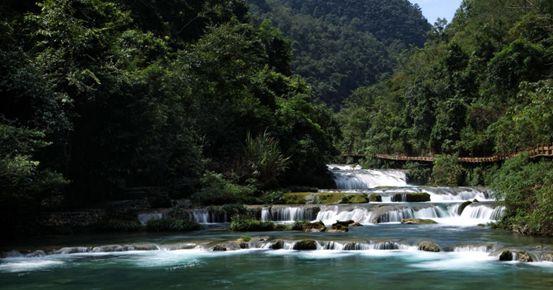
[343,145,553,164]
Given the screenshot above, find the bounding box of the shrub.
[146,218,201,232]
[239,132,289,189]
[431,155,464,186]
[192,172,255,205]
[229,218,280,231]
[404,162,431,185]
[491,154,553,236]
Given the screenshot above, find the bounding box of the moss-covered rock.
[392,193,430,202]
[340,194,369,204]
[401,218,437,224]
[329,222,349,232]
[293,221,327,232]
[282,192,313,204]
[229,219,277,232]
[368,194,382,202]
[418,240,440,252]
[316,192,347,204]
[293,240,317,250]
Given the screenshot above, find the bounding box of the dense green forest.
[1,0,552,238]
[338,0,552,235]
[248,0,431,106]
[0,0,339,237]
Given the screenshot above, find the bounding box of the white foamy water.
[0,259,64,273]
[314,203,504,226]
[327,164,407,189]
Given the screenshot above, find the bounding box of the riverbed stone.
[212,245,227,251]
[343,242,361,250]
[92,245,126,252]
[53,247,90,255]
[418,241,440,252]
[458,201,472,215]
[540,252,553,262]
[132,243,159,251]
[293,240,317,250]
[25,250,46,257]
[516,251,533,262]
[401,218,437,225]
[499,250,513,261]
[392,193,431,202]
[270,240,285,250]
[301,221,327,232]
[329,222,349,232]
[368,194,382,202]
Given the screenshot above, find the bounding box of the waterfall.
[192,209,228,224]
[137,212,164,225]
[377,208,415,223]
[315,206,373,225]
[262,206,318,222]
[460,205,496,220]
[313,203,505,226]
[261,208,270,222]
[327,164,407,189]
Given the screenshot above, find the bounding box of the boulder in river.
[499,250,513,261]
[541,252,553,262]
[92,245,127,252]
[329,223,349,232]
[300,221,327,232]
[270,240,284,250]
[401,218,437,225]
[53,247,90,255]
[498,250,534,262]
[26,250,46,257]
[368,194,382,202]
[458,201,472,215]
[516,251,533,262]
[293,240,317,251]
[392,193,430,202]
[418,240,440,252]
[132,243,159,251]
[212,245,227,252]
[343,242,362,251]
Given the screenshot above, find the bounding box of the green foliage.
[249,0,430,105]
[338,0,552,158]
[431,155,464,186]
[490,81,553,153]
[229,218,280,232]
[405,162,431,185]
[0,0,341,237]
[492,155,553,236]
[0,123,67,236]
[239,131,289,188]
[192,172,256,205]
[146,218,201,232]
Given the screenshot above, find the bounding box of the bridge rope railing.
[344,144,553,164]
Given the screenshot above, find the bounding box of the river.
[1,165,552,289]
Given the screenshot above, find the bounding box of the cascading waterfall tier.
[314,203,505,226]
[260,206,319,222]
[327,164,407,189]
